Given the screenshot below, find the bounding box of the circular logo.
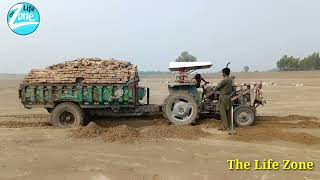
[7,2,40,35]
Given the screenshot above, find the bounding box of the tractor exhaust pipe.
[147,88,150,105]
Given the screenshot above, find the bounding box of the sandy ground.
[1,71,320,180]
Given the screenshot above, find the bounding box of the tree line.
[175,51,320,72]
[277,52,320,71]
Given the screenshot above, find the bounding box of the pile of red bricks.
[23,58,138,84]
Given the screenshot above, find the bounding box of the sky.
[0,0,320,73]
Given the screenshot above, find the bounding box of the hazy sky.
[1,0,320,73]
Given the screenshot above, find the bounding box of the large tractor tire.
[50,102,84,128]
[162,91,199,125]
[233,105,255,127]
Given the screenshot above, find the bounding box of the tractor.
[162,62,265,126]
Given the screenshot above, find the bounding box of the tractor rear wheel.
[50,102,84,128]
[162,91,199,125]
[233,105,255,127]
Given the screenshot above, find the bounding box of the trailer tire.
[233,105,255,127]
[162,91,199,125]
[50,102,84,128]
[83,111,93,126]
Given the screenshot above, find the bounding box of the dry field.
[0,71,320,180]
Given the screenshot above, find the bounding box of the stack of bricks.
[23,58,138,84]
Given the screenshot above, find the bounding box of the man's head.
[222,68,230,77]
[195,74,201,80]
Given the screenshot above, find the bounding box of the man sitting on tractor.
[192,74,209,88]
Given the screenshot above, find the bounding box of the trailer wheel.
[233,106,255,127]
[162,91,199,125]
[50,102,84,128]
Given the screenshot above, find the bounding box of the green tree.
[299,52,320,70]
[276,55,299,71]
[175,51,197,62]
[243,66,249,72]
[277,52,320,71]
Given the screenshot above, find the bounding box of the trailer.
[19,83,161,127]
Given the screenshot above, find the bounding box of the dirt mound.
[92,115,166,128]
[72,116,320,144]
[103,125,141,143]
[73,122,106,138]
[73,122,142,143]
[232,116,320,145]
[295,120,320,128]
[141,125,209,140]
[255,120,320,129]
[72,122,210,143]
[257,115,317,121]
[230,127,320,145]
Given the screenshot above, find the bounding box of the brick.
[24,58,138,84]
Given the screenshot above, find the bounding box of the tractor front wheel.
[162,91,199,125]
[233,105,255,127]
